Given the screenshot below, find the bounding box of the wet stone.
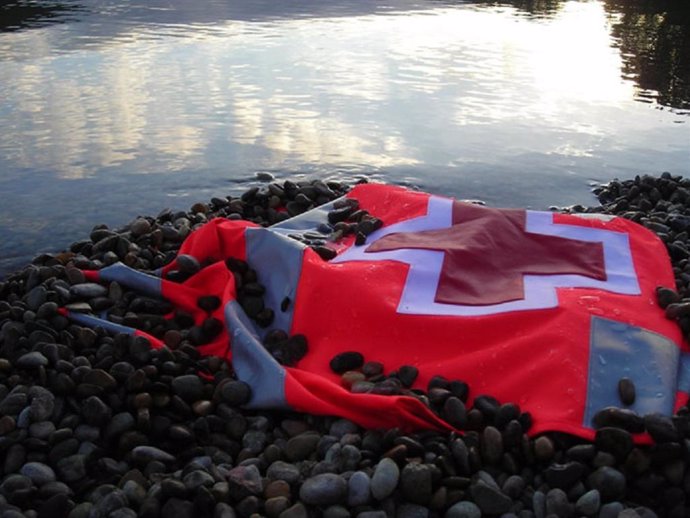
[330,351,365,374]
[574,489,600,516]
[348,471,371,507]
[299,473,348,506]
[545,461,585,490]
[16,351,48,369]
[220,380,252,406]
[594,427,633,461]
[69,283,108,299]
[445,501,481,518]
[172,374,204,402]
[371,458,399,501]
[592,406,644,432]
[618,378,636,406]
[643,413,679,442]
[586,466,626,501]
[470,479,513,515]
[400,463,432,505]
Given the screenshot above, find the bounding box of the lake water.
[1,0,689,276]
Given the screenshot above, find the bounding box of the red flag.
[68,183,690,441]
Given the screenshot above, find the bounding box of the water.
[1,0,689,276]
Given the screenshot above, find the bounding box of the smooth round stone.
[28,420,55,439]
[0,415,16,435]
[105,412,135,439]
[592,407,644,433]
[397,366,419,388]
[56,454,87,482]
[471,479,512,515]
[285,432,320,462]
[618,378,636,406]
[545,488,569,516]
[481,426,503,464]
[595,428,633,462]
[586,467,625,501]
[544,462,585,490]
[220,381,251,407]
[371,458,400,501]
[177,255,201,274]
[131,446,176,465]
[28,386,55,421]
[20,462,56,485]
[26,286,47,311]
[279,502,308,518]
[362,361,384,377]
[443,397,468,429]
[400,463,432,505]
[347,471,371,507]
[323,505,350,518]
[329,352,365,374]
[267,461,301,485]
[265,496,291,518]
[83,369,117,391]
[596,502,624,518]
[183,470,215,491]
[16,352,48,369]
[643,413,679,443]
[171,375,204,402]
[299,473,347,506]
[69,283,108,299]
[575,489,600,516]
[130,218,152,236]
[445,501,481,518]
[82,396,112,426]
[534,436,555,462]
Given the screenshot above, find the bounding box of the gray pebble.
[299,473,347,506]
[20,462,55,485]
[348,470,371,507]
[371,457,400,500]
[445,501,481,518]
[16,351,48,369]
[575,489,600,516]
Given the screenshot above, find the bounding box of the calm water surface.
[1,0,689,275]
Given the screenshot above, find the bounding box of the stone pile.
[0,175,689,518]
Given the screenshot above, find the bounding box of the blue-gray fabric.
[584,316,679,427]
[100,262,162,297]
[245,227,306,339]
[677,352,690,393]
[67,311,137,337]
[224,300,289,409]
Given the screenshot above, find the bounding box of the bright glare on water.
[0,0,688,275]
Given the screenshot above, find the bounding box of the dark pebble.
[299,473,348,506]
[330,351,365,374]
[618,378,636,406]
[587,466,626,501]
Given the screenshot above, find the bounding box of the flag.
[66,183,690,440]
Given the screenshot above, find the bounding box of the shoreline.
[1,174,689,518]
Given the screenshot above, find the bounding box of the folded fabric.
[64,183,690,440]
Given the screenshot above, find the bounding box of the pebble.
[348,471,371,507]
[575,489,600,516]
[371,458,400,501]
[470,478,513,515]
[445,501,481,518]
[299,473,348,506]
[330,351,365,374]
[586,466,626,501]
[618,377,636,406]
[16,351,48,369]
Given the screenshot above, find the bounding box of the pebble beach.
[1,173,690,518]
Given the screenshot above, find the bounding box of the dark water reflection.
[0,0,689,276]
